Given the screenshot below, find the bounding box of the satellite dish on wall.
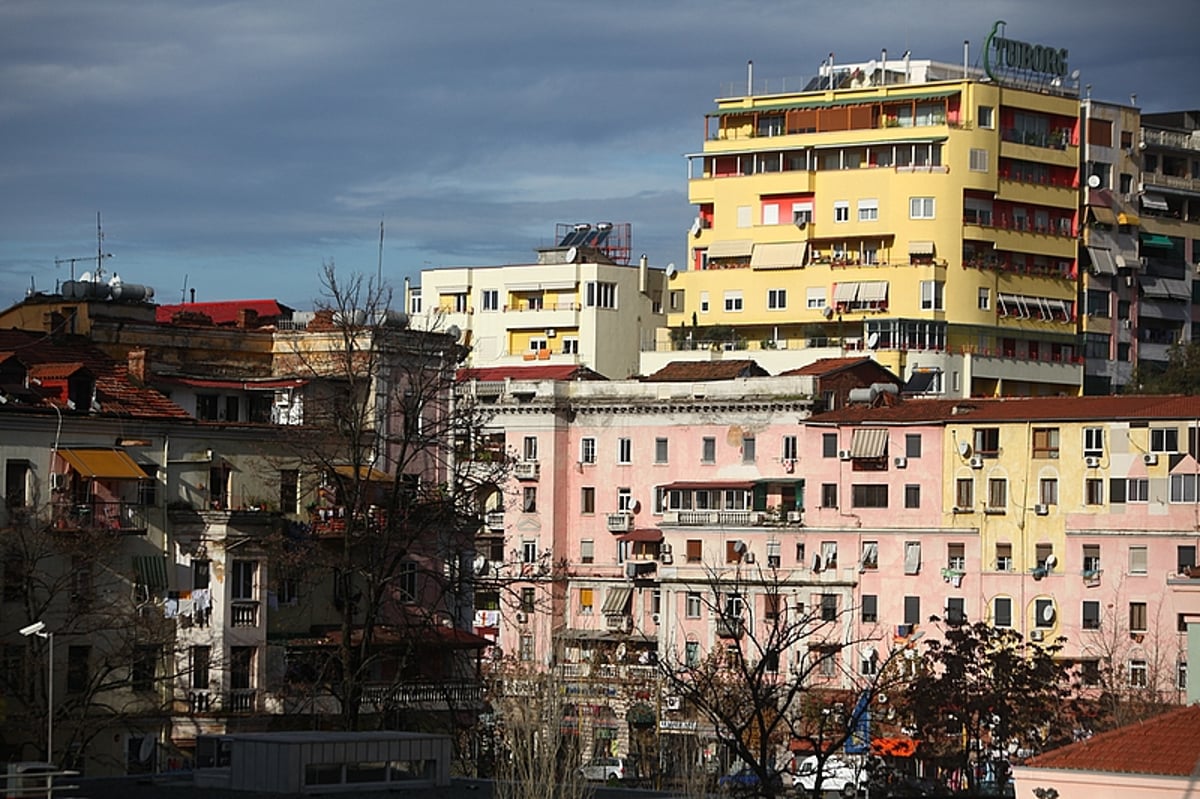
[446,325,462,342]
[138,735,156,763]
[1087,174,1101,189]
[565,246,578,263]
[822,305,834,319]
[1041,603,1056,624]
[867,332,880,349]
[690,217,703,237]
[795,220,808,230]
[1045,554,1058,570]
[733,540,747,554]
[957,440,971,458]
[665,263,678,279]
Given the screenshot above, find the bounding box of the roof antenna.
[377,218,385,284]
[180,273,189,303]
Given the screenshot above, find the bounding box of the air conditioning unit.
[1143,453,1159,466]
[782,459,795,473]
[49,473,67,491]
[768,555,781,568]
[838,449,853,461]
[665,696,682,711]
[969,455,984,469]
[1029,630,1044,642]
[660,543,672,555]
[1034,503,1049,516]
[1084,456,1101,468]
[893,456,908,469]
[743,552,756,564]
[516,611,529,624]
[546,328,557,338]
[787,511,803,523]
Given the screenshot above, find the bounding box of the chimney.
[639,253,648,293]
[127,349,150,384]
[237,308,259,329]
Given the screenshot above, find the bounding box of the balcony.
[230,601,259,628]
[606,513,633,533]
[225,689,258,713]
[660,510,765,527]
[360,680,483,710]
[716,618,744,639]
[485,511,505,531]
[514,461,540,481]
[50,500,148,534]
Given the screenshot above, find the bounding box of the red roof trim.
[155,376,308,391]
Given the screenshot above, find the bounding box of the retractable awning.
[601,586,633,615]
[59,448,146,480]
[1088,205,1117,225]
[858,282,889,302]
[1141,194,1170,212]
[849,428,889,459]
[706,239,754,259]
[908,241,935,256]
[618,529,664,543]
[133,555,168,590]
[1141,234,1175,249]
[751,242,808,270]
[1086,247,1117,275]
[833,282,860,302]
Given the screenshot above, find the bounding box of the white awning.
[1142,194,1170,211]
[849,428,888,458]
[1087,246,1117,275]
[908,241,935,256]
[858,281,889,302]
[602,586,633,615]
[833,282,860,302]
[751,242,807,270]
[706,239,754,259]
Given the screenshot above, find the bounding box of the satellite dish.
[472,554,489,576]
[861,645,877,660]
[446,325,461,342]
[565,246,578,263]
[1045,554,1058,570]
[795,220,808,230]
[138,735,156,763]
[822,305,834,319]
[866,332,880,349]
[665,263,678,279]
[957,440,971,458]
[1041,603,1056,624]
[80,271,93,282]
[690,217,702,237]
[1087,174,1101,189]
[733,540,747,554]
[1070,69,1081,81]
[877,693,888,704]
[615,643,627,661]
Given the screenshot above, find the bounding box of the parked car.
[578,756,629,781]
[718,764,786,791]
[794,755,868,794]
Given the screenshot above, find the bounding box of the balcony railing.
[514,461,540,480]
[230,600,259,628]
[661,510,765,527]
[50,500,148,534]
[486,511,505,531]
[226,689,258,713]
[360,681,483,708]
[606,513,633,532]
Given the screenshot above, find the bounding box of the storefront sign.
[984,20,1069,82]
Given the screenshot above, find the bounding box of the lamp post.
[19,621,53,763]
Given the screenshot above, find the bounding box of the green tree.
[900,620,1080,796]
[1128,341,1200,394]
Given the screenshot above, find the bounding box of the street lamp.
[19,621,53,763]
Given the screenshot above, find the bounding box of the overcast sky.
[1,0,1195,311]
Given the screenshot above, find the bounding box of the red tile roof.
[0,330,190,420]
[155,299,292,326]
[643,360,769,382]
[1024,704,1200,777]
[780,357,877,377]
[457,365,606,382]
[811,395,1200,425]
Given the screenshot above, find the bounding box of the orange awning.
[332,464,392,482]
[59,448,146,480]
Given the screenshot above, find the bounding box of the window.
[860,541,878,570]
[1129,659,1148,688]
[903,541,921,575]
[861,594,878,623]
[398,561,417,603]
[974,427,1000,456]
[822,433,838,458]
[820,483,838,509]
[585,281,617,309]
[1085,478,1104,505]
[685,641,700,667]
[580,540,594,564]
[1151,427,1179,453]
[1039,478,1059,506]
[857,199,879,222]
[686,539,702,563]
[617,487,632,512]
[132,645,159,692]
[1179,660,1188,691]
[969,148,988,171]
[996,543,1013,572]
[723,291,744,312]
[993,597,1012,627]
[522,541,538,564]
[782,436,798,461]
[580,487,595,514]
[519,634,534,662]
[978,287,990,310]
[655,438,669,463]
[520,587,536,613]
[821,541,838,569]
[978,105,994,128]
[277,469,299,514]
[580,438,596,464]
[946,597,966,626]
[955,478,974,510]
[580,588,594,615]
[67,645,90,693]
[903,596,920,625]
[686,592,702,618]
[820,593,838,621]
[806,287,827,309]
[1082,600,1101,630]
[232,560,257,601]
[1129,546,1148,574]
[196,394,219,420]
[1032,427,1060,459]
[1129,602,1148,633]
[561,336,579,354]
[4,460,30,509]
[190,645,210,690]
[947,543,966,571]
[1034,598,1055,629]
[851,484,888,508]
[1179,545,1197,574]
[905,434,922,458]
[767,288,787,310]
[904,484,920,508]
[522,487,537,513]
[1083,545,1101,573]
[987,478,1007,511]
[700,292,710,313]
[617,437,632,464]
[1170,474,1198,503]
[702,437,716,463]
[762,203,780,225]
[909,197,936,219]
[834,201,850,223]
[481,289,499,311]
[920,281,944,310]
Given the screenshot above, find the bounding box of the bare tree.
[658,563,904,799]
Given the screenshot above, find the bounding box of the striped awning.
[601,586,633,615]
[751,242,807,270]
[833,282,860,302]
[59,448,146,480]
[133,555,168,590]
[1142,194,1170,211]
[1087,247,1117,275]
[849,428,889,459]
[706,239,754,259]
[908,241,935,256]
[1088,205,1117,225]
[858,282,889,302]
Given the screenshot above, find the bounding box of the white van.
[793,755,867,794]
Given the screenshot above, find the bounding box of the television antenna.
[55,212,112,281]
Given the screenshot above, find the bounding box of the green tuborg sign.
[983,20,1069,81]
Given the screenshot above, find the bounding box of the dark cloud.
[1,0,1195,308]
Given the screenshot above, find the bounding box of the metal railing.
[50,500,148,533]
